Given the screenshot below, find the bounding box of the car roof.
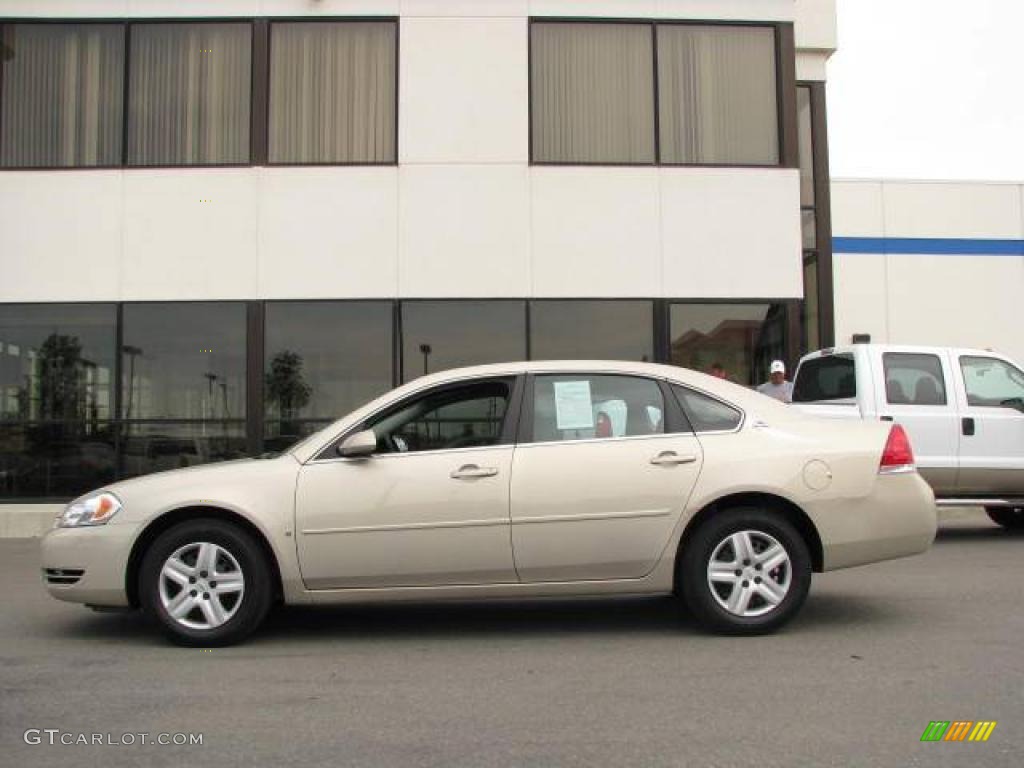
[799,344,1015,362]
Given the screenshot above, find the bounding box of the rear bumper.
[815,472,937,571]
[39,523,137,607]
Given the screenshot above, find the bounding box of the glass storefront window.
[530,301,654,362]
[670,303,787,387]
[0,304,117,498]
[802,261,820,353]
[264,301,393,450]
[121,303,246,420]
[797,86,815,207]
[120,421,246,480]
[401,301,526,383]
[0,304,117,424]
[0,421,116,498]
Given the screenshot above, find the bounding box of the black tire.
[139,519,273,646]
[985,506,1024,530]
[679,507,812,635]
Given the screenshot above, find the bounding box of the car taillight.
[879,424,915,474]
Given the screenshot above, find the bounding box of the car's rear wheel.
[985,506,1024,530]
[680,507,812,635]
[139,519,272,646]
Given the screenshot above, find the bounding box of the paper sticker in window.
[553,380,594,430]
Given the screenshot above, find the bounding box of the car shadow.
[250,589,908,645]
[258,595,689,643]
[935,523,1024,541]
[45,588,914,647]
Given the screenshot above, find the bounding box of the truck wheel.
[679,507,812,635]
[985,507,1024,530]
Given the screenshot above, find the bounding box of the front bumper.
[815,471,938,571]
[40,522,139,607]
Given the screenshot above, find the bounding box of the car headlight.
[58,492,123,528]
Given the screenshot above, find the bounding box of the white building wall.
[0,0,831,305]
[832,179,1024,364]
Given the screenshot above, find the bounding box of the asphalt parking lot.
[1,509,1021,768]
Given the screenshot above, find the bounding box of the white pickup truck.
[791,344,1024,529]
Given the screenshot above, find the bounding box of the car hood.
[94,454,302,527]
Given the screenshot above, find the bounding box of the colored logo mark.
[920,721,997,742]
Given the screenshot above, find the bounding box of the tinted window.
[264,301,392,450]
[792,355,856,402]
[960,356,1024,408]
[121,422,246,480]
[0,304,117,422]
[530,301,653,362]
[0,23,124,167]
[366,379,512,454]
[0,304,118,498]
[670,303,786,386]
[883,353,946,406]
[128,23,251,165]
[121,303,246,419]
[401,301,526,383]
[269,21,396,164]
[532,375,664,443]
[671,385,741,432]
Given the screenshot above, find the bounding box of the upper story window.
[269,21,396,164]
[0,23,125,167]
[657,24,778,165]
[0,18,398,169]
[128,23,252,166]
[530,20,781,166]
[530,22,655,164]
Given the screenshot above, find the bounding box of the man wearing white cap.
[758,360,794,403]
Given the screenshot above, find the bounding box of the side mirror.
[337,429,377,458]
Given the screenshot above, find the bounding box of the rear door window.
[792,354,856,402]
[882,353,947,406]
[671,386,742,432]
[531,374,665,443]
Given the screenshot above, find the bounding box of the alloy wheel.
[158,542,245,630]
[706,529,792,618]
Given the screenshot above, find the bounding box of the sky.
[826,0,1024,181]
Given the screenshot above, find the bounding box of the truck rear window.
[793,355,856,402]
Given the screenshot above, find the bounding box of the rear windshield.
[793,354,856,402]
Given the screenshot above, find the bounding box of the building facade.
[831,178,1024,363]
[0,0,837,507]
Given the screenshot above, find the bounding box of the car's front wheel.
[679,507,812,635]
[139,519,273,646]
[985,506,1024,530]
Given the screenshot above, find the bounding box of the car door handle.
[450,464,499,479]
[650,451,698,466]
[962,417,975,436]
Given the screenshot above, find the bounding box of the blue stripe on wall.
[833,236,1024,256]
